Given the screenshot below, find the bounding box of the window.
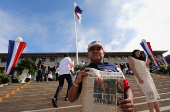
[111,56,115,60]
[22,57,27,59]
[31,58,36,62]
[118,56,122,60]
[50,57,55,62]
[1,58,7,62]
[125,56,128,60]
[42,58,46,62]
[104,58,108,61]
[104,56,109,60]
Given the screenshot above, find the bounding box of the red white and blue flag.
[140,42,158,67]
[48,65,55,69]
[71,61,74,72]
[162,58,168,66]
[120,63,125,66]
[6,40,27,75]
[74,2,82,24]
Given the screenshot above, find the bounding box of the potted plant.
[12,75,22,83]
[15,59,37,83]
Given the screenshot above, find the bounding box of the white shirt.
[80,61,85,65]
[55,67,59,74]
[27,74,31,78]
[59,57,72,76]
[48,74,53,78]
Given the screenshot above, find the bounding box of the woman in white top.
[48,71,53,81]
[129,50,160,112]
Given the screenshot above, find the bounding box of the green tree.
[15,59,37,75]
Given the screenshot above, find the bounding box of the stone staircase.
[127,74,170,112]
[0,74,170,112]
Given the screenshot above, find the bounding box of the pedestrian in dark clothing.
[37,59,45,82]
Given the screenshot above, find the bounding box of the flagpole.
[73,1,79,65]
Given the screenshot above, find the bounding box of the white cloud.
[116,0,170,56]
[0,9,49,53]
[77,27,103,52]
[93,0,170,56]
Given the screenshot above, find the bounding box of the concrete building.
[0,50,168,80]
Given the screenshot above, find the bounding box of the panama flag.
[6,40,27,75]
[162,58,168,66]
[140,42,158,67]
[74,2,82,24]
[71,61,74,72]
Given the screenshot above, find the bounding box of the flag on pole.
[162,58,168,66]
[140,42,158,67]
[74,2,82,24]
[6,40,27,75]
[71,61,74,72]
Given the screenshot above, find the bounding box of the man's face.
[87,46,105,63]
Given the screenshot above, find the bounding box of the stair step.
[137,105,170,112]
[133,92,170,103]
[21,105,82,112]
[134,98,170,111]
[0,99,80,112]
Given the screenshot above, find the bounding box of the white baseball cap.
[87,40,103,51]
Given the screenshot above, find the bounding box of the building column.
[125,63,128,68]
[118,63,121,68]
[45,66,48,72]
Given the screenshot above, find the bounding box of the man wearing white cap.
[68,40,134,112]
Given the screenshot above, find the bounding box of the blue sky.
[0,0,170,56]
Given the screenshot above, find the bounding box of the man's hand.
[74,68,90,85]
[119,99,134,112]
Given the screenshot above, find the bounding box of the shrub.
[0,72,10,84]
[166,65,170,75]
[157,65,168,74]
[150,69,154,73]
[11,75,22,83]
[74,65,86,75]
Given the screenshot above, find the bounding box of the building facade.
[0,50,167,80]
